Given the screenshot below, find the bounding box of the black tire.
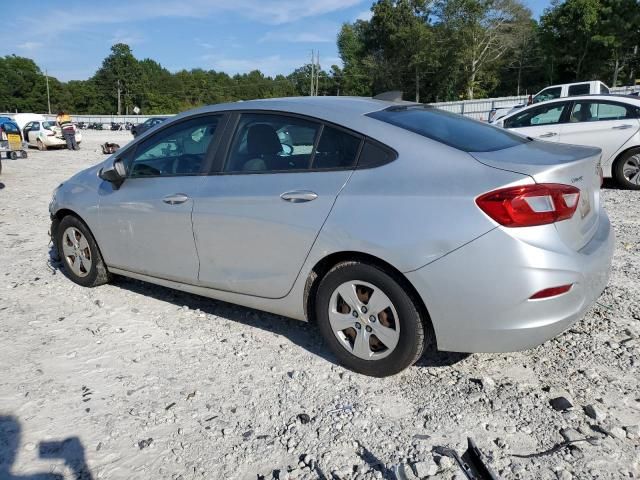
[315,261,428,377]
[55,215,111,287]
[613,148,640,190]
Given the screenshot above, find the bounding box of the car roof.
[173,96,418,127]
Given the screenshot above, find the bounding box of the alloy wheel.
[61,227,92,278]
[328,280,400,360]
[623,154,640,186]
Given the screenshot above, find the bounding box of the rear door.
[558,100,640,163]
[503,101,570,141]
[192,112,362,298]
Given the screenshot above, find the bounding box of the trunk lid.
[471,140,602,251]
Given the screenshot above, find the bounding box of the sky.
[0,0,551,82]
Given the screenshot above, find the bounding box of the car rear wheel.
[613,149,640,190]
[315,261,427,377]
[37,139,47,151]
[56,215,111,287]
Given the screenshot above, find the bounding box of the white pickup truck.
[488,81,611,123]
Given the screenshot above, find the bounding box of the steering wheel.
[172,154,201,174]
[280,144,294,156]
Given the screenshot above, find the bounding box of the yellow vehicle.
[0,118,28,161]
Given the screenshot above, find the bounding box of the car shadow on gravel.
[110,276,468,370]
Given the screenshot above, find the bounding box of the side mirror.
[99,158,126,188]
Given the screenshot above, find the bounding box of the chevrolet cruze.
[49,97,614,377]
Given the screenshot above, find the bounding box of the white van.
[489,81,611,123]
[12,113,46,130]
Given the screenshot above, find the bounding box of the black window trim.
[208,109,396,176]
[115,112,230,180]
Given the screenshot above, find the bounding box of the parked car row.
[488,81,612,123]
[494,94,640,189]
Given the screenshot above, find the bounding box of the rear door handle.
[612,124,634,130]
[280,190,318,203]
[162,193,190,205]
[539,132,557,138]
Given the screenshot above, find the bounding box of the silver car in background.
[49,97,614,377]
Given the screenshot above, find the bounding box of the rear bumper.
[406,210,615,352]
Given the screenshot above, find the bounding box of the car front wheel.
[315,261,428,377]
[55,215,111,287]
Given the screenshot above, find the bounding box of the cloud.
[201,53,306,77]
[17,41,43,51]
[260,32,334,44]
[15,0,364,40]
[355,9,373,21]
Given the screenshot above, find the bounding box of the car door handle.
[280,190,318,203]
[612,124,634,130]
[539,132,557,138]
[162,193,190,205]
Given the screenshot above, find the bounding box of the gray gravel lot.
[0,131,639,479]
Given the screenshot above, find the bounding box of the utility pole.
[310,50,315,97]
[45,70,51,114]
[117,79,122,115]
[415,66,420,103]
[315,52,320,96]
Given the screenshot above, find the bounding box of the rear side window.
[358,140,396,168]
[313,126,361,169]
[568,83,590,96]
[368,107,528,152]
[532,87,562,104]
[225,113,321,173]
[600,83,610,94]
[570,101,637,122]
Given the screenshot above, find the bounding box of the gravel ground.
[0,130,638,480]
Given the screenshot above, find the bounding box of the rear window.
[367,107,529,152]
[568,83,590,96]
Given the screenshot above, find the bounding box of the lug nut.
[365,326,372,332]
[352,310,358,317]
[355,322,362,329]
[361,306,368,314]
[369,315,376,323]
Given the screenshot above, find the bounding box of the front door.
[96,114,224,283]
[193,112,363,298]
[503,101,568,142]
[559,100,640,164]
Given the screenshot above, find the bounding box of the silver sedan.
[49,97,614,377]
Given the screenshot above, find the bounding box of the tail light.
[476,183,580,227]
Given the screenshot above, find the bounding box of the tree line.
[1,0,638,115]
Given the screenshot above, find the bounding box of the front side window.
[568,83,590,96]
[1,122,19,134]
[225,114,321,172]
[569,102,635,122]
[532,87,562,104]
[504,103,566,128]
[128,115,220,177]
[368,106,528,152]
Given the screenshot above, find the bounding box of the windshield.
[1,122,19,134]
[367,106,529,152]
